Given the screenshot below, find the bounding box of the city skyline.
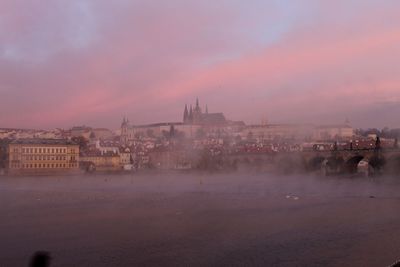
[1,1,400,129]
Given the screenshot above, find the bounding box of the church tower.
[183,104,189,123]
[194,97,202,113]
[188,105,193,124]
[193,97,202,124]
[121,116,129,144]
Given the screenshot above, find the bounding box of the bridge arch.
[326,156,345,173]
[308,156,326,171]
[345,155,364,174]
[357,160,370,176]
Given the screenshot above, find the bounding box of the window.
[39,148,42,153]
[22,148,25,153]
[34,148,37,153]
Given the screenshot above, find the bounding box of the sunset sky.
[1,0,400,129]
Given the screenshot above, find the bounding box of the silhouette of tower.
[188,105,193,123]
[183,104,189,123]
[121,116,129,144]
[193,97,202,123]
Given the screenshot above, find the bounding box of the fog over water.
[1,173,400,266]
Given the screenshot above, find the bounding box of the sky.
[1,0,400,129]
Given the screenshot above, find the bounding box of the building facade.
[313,124,354,141]
[8,139,79,174]
[240,124,314,141]
[121,120,203,144]
[80,152,121,171]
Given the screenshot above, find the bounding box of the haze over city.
[3,2,400,267]
[1,0,400,129]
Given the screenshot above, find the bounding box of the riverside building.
[8,139,79,174]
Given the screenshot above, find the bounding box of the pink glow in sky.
[1,0,400,129]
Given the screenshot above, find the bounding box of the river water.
[1,172,400,266]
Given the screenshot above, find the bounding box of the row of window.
[12,156,77,161]
[10,163,78,169]
[22,155,69,161]
[13,147,77,154]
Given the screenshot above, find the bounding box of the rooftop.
[201,113,226,124]
[128,122,184,128]
[10,138,78,146]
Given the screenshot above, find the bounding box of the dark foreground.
[1,173,400,267]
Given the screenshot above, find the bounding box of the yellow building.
[80,152,121,171]
[8,139,79,174]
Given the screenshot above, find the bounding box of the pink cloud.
[1,1,400,129]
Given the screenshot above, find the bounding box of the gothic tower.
[121,116,129,144]
[183,104,189,123]
[188,105,193,123]
[193,97,202,124]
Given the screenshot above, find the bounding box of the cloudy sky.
[1,0,400,129]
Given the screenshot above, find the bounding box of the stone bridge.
[225,148,400,175]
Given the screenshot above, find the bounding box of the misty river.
[1,172,400,266]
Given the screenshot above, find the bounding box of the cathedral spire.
[189,104,193,123]
[205,105,208,114]
[196,97,199,108]
[183,104,189,123]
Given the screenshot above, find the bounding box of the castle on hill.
[183,98,226,125]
